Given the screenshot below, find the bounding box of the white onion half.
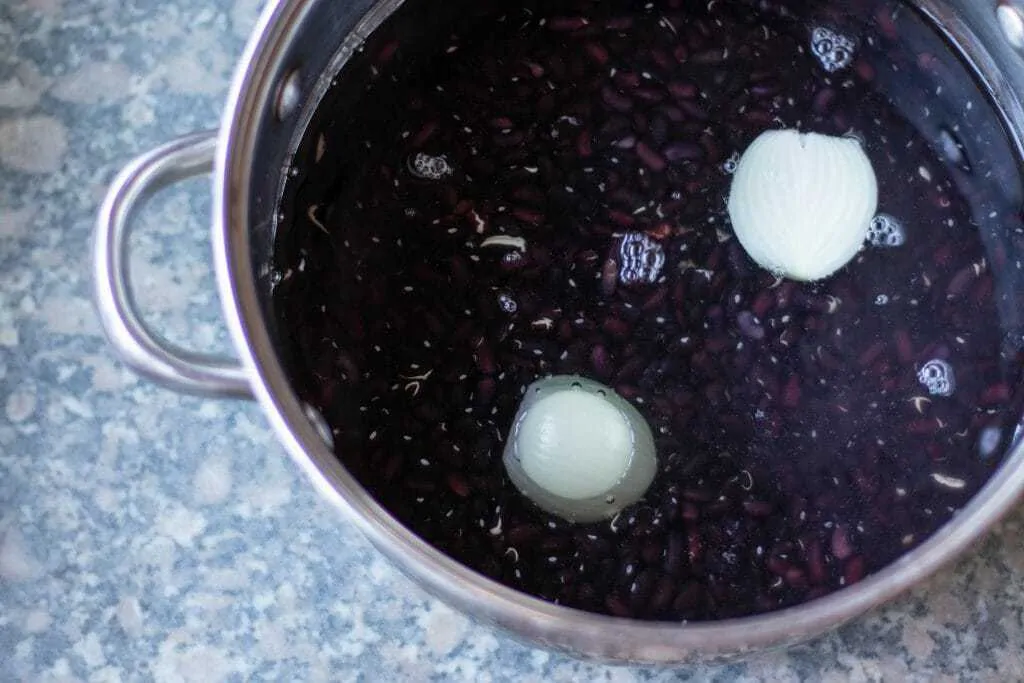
[727,129,878,282]
[503,376,657,523]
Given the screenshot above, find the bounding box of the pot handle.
[94,131,253,399]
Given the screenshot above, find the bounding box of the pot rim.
[211,0,1024,663]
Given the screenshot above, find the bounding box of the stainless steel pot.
[94,0,1024,664]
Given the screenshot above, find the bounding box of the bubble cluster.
[408,152,453,180]
[917,359,956,397]
[618,232,665,285]
[811,27,855,73]
[498,292,519,314]
[501,251,524,268]
[866,214,906,247]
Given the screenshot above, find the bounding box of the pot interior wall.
[245,0,397,344]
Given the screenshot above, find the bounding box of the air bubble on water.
[937,127,972,173]
[407,152,454,180]
[917,359,955,397]
[978,426,1001,460]
[618,232,665,285]
[874,294,889,306]
[722,152,740,174]
[810,26,856,73]
[498,292,518,314]
[866,214,906,247]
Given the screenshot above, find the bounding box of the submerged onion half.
[503,375,658,523]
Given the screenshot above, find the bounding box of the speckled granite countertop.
[1,0,1023,680]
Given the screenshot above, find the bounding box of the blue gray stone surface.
[1,0,1023,680]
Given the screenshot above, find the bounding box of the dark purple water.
[273,0,1024,620]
